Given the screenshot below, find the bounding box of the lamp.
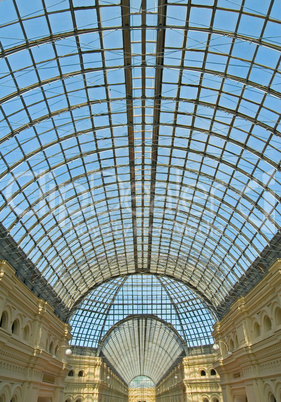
[52,346,72,359]
[212,341,232,356]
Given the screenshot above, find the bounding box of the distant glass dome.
[69,274,216,349]
[129,376,155,389]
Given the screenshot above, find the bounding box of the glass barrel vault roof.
[99,315,186,385]
[0,0,281,321]
[69,274,216,349]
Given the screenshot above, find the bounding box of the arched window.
[0,311,8,330]
[212,398,219,402]
[68,370,74,377]
[253,322,261,338]
[269,393,276,402]
[49,341,54,355]
[78,370,84,377]
[229,339,234,352]
[201,370,206,376]
[210,369,216,376]
[264,315,272,332]
[11,319,20,336]
[203,398,209,402]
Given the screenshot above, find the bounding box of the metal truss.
[69,273,216,349]
[99,315,186,385]
[0,0,281,334]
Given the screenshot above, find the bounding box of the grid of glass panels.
[69,274,216,348]
[129,376,155,389]
[0,0,281,314]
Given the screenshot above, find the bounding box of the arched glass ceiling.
[69,274,216,349]
[0,0,281,316]
[100,316,185,385]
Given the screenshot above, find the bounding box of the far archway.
[129,376,155,402]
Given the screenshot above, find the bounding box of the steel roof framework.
[69,273,216,349]
[99,315,186,385]
[0,0,281,346]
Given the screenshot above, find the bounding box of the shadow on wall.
[233,396,247,402]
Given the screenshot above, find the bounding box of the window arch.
[264,315,272,332]
[201,370,206,376]
[0,311,8,330]
[253,321,261,338]
[210,369,216,376]
[78,370,84,377]
[0,385,11,402]
[10,386,22,402]
[68,370,74,377]
[49,341,54,355]
[11,319,20,336]
[269,392,276,402]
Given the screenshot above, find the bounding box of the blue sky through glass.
[69,274,216,348]
[0,0,281,320]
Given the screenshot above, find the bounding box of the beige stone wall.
[0,260,127,402]
[129,387,156,401]
[183,355,222,402]
[64,354,128,402]
[213,259,281,402]
[0,260,72,402]
[2,256,281,402]
[129,387,155,401]
[156,357,221,402]
[156,362,185,402]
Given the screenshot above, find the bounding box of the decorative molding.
[0,361,25,375]
[259,359,281,370]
